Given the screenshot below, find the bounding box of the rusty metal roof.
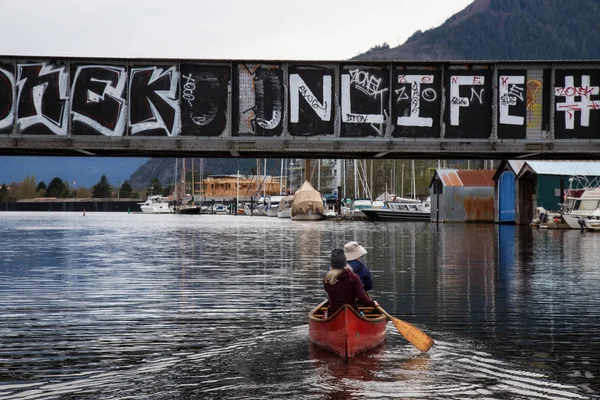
[457,170,496,187]
[435,169,495,187]
[435,169,462,187]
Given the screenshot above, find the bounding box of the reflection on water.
[0,212,598,399]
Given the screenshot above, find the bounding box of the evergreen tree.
[92,175,112,198]
[35,181,47,197]
[45,177,67,198]
[162,184,173,197]
[119,181,133,198]
[148,177,162,196]
[0,184,8,202]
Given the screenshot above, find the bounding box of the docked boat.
[277,195,294,218]
[176,204,201,214]
[176,197,201,215]
[323,194,338,217]
[243,201,267,216]
[308,299,387,357]
[348,198,373,218]
[265,195,285,217]
[561,188,600,229]
[139,195,174,214]
[211,203,229,215]
[291,181,324,221]
[361,197,431,221]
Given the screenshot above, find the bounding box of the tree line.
[0,175,137,202]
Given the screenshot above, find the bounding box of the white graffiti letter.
[450,75,484,126]
[499,75,525,126]
[555,75,600,129]
[71,66,127,136]
[16,63,69,135]
[129,66,180,136]
[341,73,384,125]
[397,75,434,128]
[289,74,331,123]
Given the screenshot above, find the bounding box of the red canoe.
[308,299,387,357]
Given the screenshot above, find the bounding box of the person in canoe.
[344,241,373,292]
[324,248,378,317]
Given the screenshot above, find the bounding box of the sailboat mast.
[411,159,416,200]
[342,159,346,199]
[191,158,195,203]
[317,159,321,191]
[200,159,203,203]
[401,162,405,198]
[354,159,357,199]
[370,160,373,202]
[173,158,179,201]
[182,159,186,201]
[256,159,260,196]
[280,159,283,195]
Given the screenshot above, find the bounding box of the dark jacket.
[348,259,373,291]
[324,268,376,315]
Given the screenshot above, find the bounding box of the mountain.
[354,0,600,61]
[127,158,285,189]
[0,156,148,188]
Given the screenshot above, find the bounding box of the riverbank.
[0,198,141,212]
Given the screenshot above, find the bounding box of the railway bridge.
[1,56,599,159]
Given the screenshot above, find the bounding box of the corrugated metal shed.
[520,161,600,177]
[429,169,496,223]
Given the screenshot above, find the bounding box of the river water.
[0,212,598,399]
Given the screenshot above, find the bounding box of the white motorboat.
[211,203,229,215]
[323,194,338,218]
[348,199,372,218]
[561,188,600,229]
[277,195,294,218]
[266,195,285,217]
[361,198,431,221]
[139,195,174,214]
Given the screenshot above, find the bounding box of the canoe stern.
[309,302,386,357]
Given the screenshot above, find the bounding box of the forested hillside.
[355,0,600,61]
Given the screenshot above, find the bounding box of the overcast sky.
[0,0,473,60]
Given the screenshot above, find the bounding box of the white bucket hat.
[344,241,367,261]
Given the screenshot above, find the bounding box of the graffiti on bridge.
[0,58,599,140]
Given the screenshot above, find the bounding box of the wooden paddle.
[376,306,434,352]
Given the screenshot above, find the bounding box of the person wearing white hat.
[323,248,378,317]
[344,241,373,292]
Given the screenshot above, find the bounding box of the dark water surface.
[0,212,598,399]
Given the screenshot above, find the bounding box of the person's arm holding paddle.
[353,273,378,310]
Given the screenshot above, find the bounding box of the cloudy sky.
[0,0,473,60]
